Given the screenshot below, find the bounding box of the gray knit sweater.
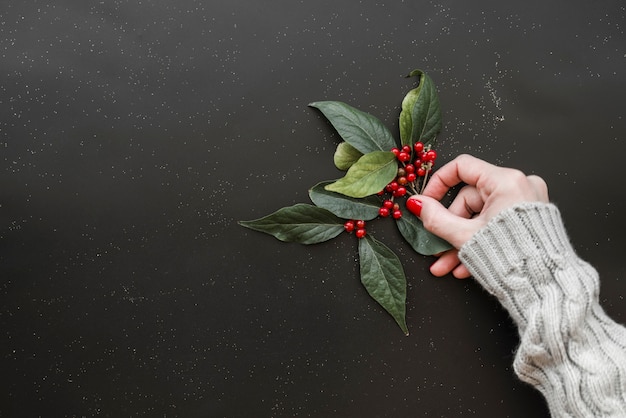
[458,202,626,417]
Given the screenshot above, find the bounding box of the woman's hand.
[406,154,549,279]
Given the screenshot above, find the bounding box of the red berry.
[424,150,437,162]
[398,152,410,162]
[379,207,390,217]
[355,220,366,229]
[388,181,399,191]
[383,199,394,209]
[413,142,424,153]
[393,187,407,197]
[355,228,367,238]
[397,176,408,186]
[407,173,417,182]
[391,147,400,156]
[344,220,355,232]
[405,164,415,173]
[392,210,402,219]
[417,167,426,177]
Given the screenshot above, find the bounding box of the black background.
[2,0,625,417]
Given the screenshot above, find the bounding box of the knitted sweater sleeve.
[458,202,626,417]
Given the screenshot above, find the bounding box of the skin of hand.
[406,154,549,279]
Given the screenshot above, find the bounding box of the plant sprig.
[239,69,452,335]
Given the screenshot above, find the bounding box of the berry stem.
[419,164,432,194]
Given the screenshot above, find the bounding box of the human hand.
[406,154,549,279]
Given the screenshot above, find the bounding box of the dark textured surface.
[1,0,625,416]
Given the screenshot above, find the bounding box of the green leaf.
[399,69,442,147]
[309,181,381,221]
[399,74,423,147]
[239,203,345,244]
[333,141,363,170]
[324,151,397,198]
[359,235,408,335]
[309,101,397,154]
[396,210,453,255]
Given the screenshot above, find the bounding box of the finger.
[452,264,472,279]
[527,174,550,201]
[422,154,499,200]
[407,195,479,248]
[429,250,472,278]
[447,185,485,219]
[429,250,462,277]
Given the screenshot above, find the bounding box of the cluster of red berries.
[378,200,403,219]
[344,219,367,238]
[345,141,438,239]
[378,141,437,220]
[390,141,437,178]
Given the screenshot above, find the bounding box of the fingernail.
[406,198,422,217]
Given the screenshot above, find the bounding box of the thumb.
[405,195,473,249]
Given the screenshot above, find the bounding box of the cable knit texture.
[459,202,626,417]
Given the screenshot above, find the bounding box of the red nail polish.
[406,198,422,217]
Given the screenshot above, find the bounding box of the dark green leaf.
[399,74,423,147]
[333,142,363,170]
[359,235,408,335]
[399,69,442,147]
[324,151,397,198]
[309,101,397,154]
[309,181,381,221]
[396,210,452,255]
[239,204,344,244]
